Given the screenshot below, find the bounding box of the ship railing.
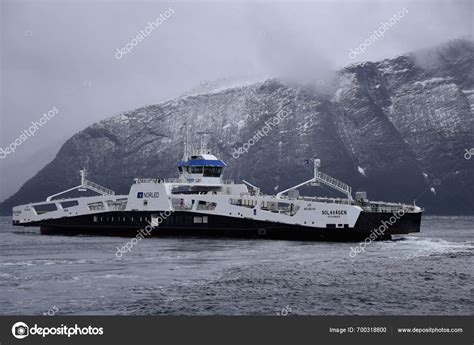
[134,178,165,184]
[366,202,416,213]
[166,178,181,183]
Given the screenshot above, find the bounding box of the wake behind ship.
[12,146,422,241]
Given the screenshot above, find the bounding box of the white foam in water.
[102,274,138,279]
[398,237,473,259]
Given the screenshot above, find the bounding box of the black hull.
[16,210,422,242]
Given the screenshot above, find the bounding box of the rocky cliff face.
[1,39,473,215]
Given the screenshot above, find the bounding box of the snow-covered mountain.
[1,39,473,215]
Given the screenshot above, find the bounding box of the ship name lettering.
[322,210,347,216]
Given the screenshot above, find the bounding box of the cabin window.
[60,200,79,209]
[230,198,256,208]
[171,198,193,210]
[193,216,203,223]
[197,201,217,210]
[87,201,105,211]
[93,216,98,222]
[259,201,298,215]
[203,216,208,223]
[33,203,58,215]
[178,166,183,173]
[107,199,127,211]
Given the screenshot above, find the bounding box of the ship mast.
[196,131,213,154]
[183,123,189,161]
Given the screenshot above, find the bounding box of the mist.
[0,0,472,201]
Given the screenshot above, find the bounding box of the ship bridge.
[177,154,226,184]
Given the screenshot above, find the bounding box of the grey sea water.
[0,216,472,315]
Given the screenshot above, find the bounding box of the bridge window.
[191,166,203,174]
[203,167,222,177]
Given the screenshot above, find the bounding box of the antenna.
[183,123,189,161]
[196,131,213,154]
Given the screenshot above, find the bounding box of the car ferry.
[12,148,422,241]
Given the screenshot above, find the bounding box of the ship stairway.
[314,171,352,199]
[82,179,115,196]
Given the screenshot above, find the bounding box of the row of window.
[178,166,223,177]
[88,199,128,211]
[93,216,148,222]
[92,214,210,226]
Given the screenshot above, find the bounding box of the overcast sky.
[0,0,472,201]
